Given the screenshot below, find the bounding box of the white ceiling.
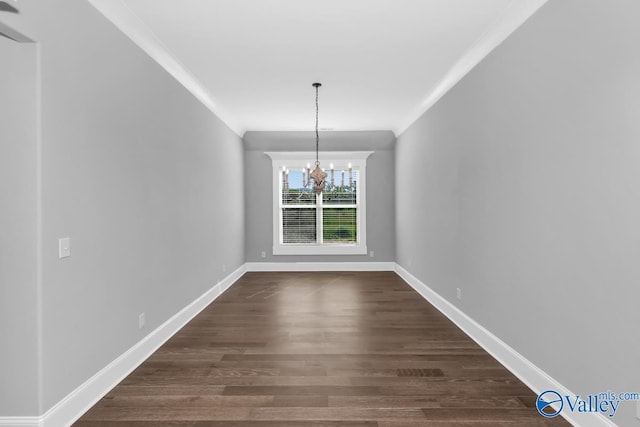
[91,0,548,136]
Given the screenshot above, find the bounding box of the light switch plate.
[58,237,71,259]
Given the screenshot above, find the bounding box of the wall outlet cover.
[138,313,145,329]
[58,237,71,259]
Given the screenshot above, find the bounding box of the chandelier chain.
[315,84,320,166]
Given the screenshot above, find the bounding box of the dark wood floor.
[75,271,569,426]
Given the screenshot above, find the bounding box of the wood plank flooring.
[75,271,569,426]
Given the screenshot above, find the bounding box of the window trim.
[266,151,373,255]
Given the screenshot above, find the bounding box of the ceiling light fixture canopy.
[309,82,327,195]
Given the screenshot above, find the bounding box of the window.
[266,151,372,255]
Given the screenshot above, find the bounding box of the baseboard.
[0,418,40,427]
[4,263,616,427]
[246,261,395,272]
[393,263,617,427]
[16,264,247,427]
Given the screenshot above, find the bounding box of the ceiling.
[90,0,548,136]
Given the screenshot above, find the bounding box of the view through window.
[267,151,372,255]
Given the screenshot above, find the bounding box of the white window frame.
[266,151,373,255]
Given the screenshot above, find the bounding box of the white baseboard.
[0,418,40,427]
[2,263,617,427]
[0,264,247,427]
[393,263,617,427]
[246,261,395,272]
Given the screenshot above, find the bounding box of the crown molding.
[394,0,549,136]
[87,0,243,137]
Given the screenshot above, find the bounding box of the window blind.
[282,208,316,243]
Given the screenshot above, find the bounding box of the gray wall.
[396,0,640,425]
[0,36,39,415]
[1,0,244,416]
[244,131,395,263]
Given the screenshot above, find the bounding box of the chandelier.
[309,82,327,194]
[282,83,352,196]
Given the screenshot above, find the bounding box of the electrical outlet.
[261,251,266,258]
[58,237,71,259]
[456,288,462,300]
[138,313,145,329]
[369,250,374,258]
[408,258,412,267]
[222,264,226,273]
